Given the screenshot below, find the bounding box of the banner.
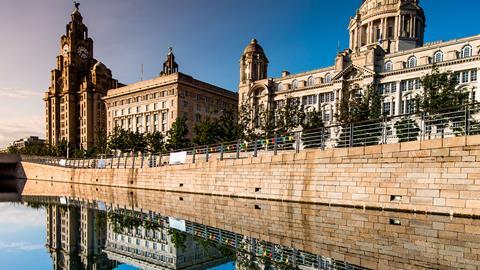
[59,159,67,167]
[169,151,187,165]
[168,217,186,231]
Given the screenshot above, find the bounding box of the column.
[396,82,402,115]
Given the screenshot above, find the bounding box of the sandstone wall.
[20,135,480,216]
[21,181,480,270]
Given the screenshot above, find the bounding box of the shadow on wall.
[0,154,26,198]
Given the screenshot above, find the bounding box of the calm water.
[1,181,479,270]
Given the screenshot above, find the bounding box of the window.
[292,80,299,89]
[302,95,317,105]
[383,102,391,115]
[323,111,331,122]
[471,70,477,82]
[406,56,417,68]
[307,76,315,86]
[433,51,443,63]
[461,71,469,83]
[460,45,473,58]
[277,83,283,91]
[384,61,393,72]
[324,73,332,83]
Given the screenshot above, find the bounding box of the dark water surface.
[0,181,479,270]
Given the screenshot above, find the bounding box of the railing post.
[273,135,278,155]
[124,153,128,169]
[382,116,387,144]
[420,112,425,142]
[110,155,114,169]
[192,148,196,164]
[321,127,325,150]
[253,139,258,157]
[117,154,121,169]
[295,132,300,153]
[349,123,354,148]
[205,146,209,162]
[465,104,470,136]
[236,141,240,159]
[141,153,144,169]
[159,152,162,166]
[132,152,135,168]
[220,144,224,161]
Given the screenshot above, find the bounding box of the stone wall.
[21,181,480,270]
[20,135,480,216]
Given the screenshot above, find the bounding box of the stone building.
[104,48,238,138]
[44,4,120,150]
[11,136,45,149]
[239,0,480,128]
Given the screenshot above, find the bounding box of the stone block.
[401,141,421,152]
[382,143,400,153]
[348,147,365,156]
[420,138,443,150]
[466,134,480,146]
[443,136,466,148]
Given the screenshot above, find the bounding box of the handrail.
[20,102,480,169]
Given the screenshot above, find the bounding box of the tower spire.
[160,47,179,76]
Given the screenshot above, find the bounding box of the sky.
[0,0,479,148]
[0,203,50,269]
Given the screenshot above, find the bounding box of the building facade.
[44,4,120,150]
[239,0,480,128]
[105,48,238,138]
[11,136,45,149]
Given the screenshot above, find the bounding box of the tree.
[336,84,382,147]
[146,131,165,153]
[167,117,191,150]
[237,101,256,140]
[217,108,240,142]
[126,132,147,153]
[257,106,276,138]
[417,66,470,137]
[394,118,420,142]
[301,109,327,148]
[108,127,129,153]
[94,128,108,155]
[193,117,221,146]
[275,96,306,135]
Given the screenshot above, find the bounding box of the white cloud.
[0,116,44,148]
[0,203,45,228]
[0,241,44,252]
[0,88,43,99]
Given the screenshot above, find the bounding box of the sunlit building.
[239,0,480,126]
[104,48,238,138]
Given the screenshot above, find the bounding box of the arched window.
[292,80,298,90]
[324,73,332,83]
[433,51,443,63]
[406,56,417,68]
[384,61,393,72]
[460,45,473,58]
[277,83,283,91]
[307,76,315,86]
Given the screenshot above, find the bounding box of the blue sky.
[0,0,479,147]
[0,203,50,270]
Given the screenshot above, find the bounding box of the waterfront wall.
[21,182,480,270]
[20,135,480,216]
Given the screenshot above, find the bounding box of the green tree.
[94,128,108,155]
[275,96,306,135]
[126,131,147,153]
[238,101,256,140]
[167,117,191,150]
[394,118,420,142]
[336,84,382,147]
[417,66,470,137]
[108,127,129,153]
[217,108,240,142]
[146,131,165,153]
[301,109,326,148]
[193,117,221,146]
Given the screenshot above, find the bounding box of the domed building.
[239,0,479,138]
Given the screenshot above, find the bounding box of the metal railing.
[21,103,480,169]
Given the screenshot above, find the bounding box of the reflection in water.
[18,182,480,269]
[23,196,366,270]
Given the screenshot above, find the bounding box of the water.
[1,181,479,269]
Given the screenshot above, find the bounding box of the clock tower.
[44,3,120,151]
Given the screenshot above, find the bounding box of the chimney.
[281,71,290,77]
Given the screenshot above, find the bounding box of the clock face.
[77,46,88,59]
[62,44,69,56]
